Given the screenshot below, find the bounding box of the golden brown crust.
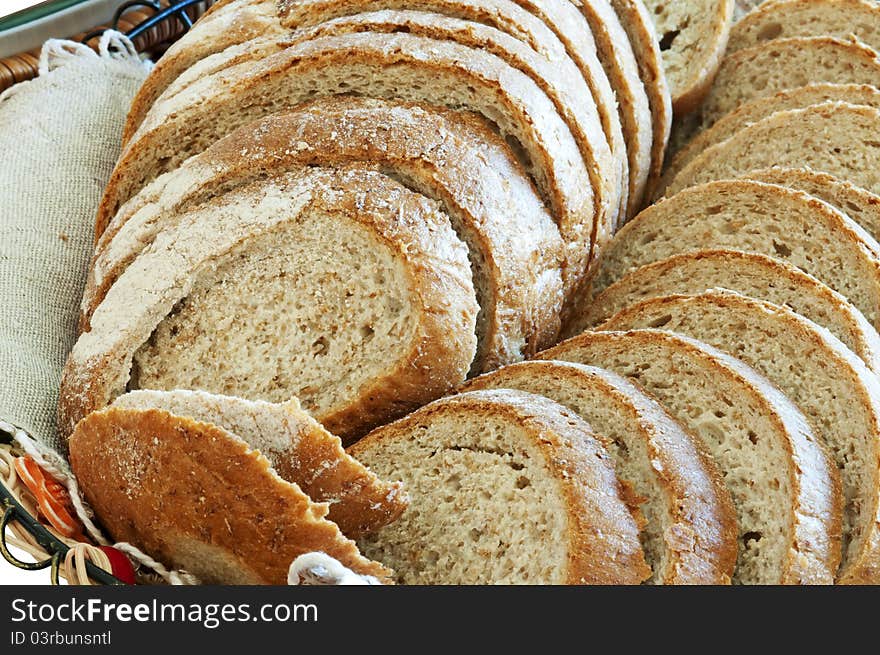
[122,0,283,146]
[599,292,880,583]
[100,32,595,301]
[537,328,843,584]
[60,168,477,447]
[350,389,651,584]
[70,407,393,584]
[462,360,737,584]
[111,390,408,537]
[88,97,563,370]
[607,0,672,206]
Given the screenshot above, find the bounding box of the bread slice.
[607,0,672,201]
[349,389,651,584]
[677,36,880,142]
[600,290,880,584]
[462,360,737,584]
[638,0,734,114]
[87,98,564,373]
[658,84,880,199]
[70,406,393,585]
[110,389,408,538]
[122,0,284,145]
[590,179,880,328]
[568,0,654,215]
[59,168,478,445]
[572,249,880,373]
[666,102,880,198]
[727,0,880,55]
[100,33,595,300]
[537,329,840,584]
[282,9,619,247]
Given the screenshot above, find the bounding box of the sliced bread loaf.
[607,0,673,199]
[600,290,880,584]
[122,0,283,145]
[741,167,880,245]
[87,98,564,372]
[638,0,735,114]
[60,168,478,445]
[589,179,880,328]
[349,389,651,584]
[727,0,880,55]
[666,102,880,197]
[70,406,393,584]
[282,9,619,246]
[571,249,880,373]
[674,36,880,146]
[462,360,737,584]
[100,32,595,299]
[110,389,408,538]
[658,84,880,199]
[537,329,840,584]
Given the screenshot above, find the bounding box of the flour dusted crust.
[111,389,408,537]
[88,97,564,371]
[658,84,880,198]
[276,0,630,219]
[607,0,672,201]
[666,103,880,198]
[282,9,619,253]
[462,360,737,584]
[98,32,595,302]
[600,291,880,583]
[576,249,880,373]
[60,168,478,446]
[538,329,842,584]
[69,407,393,584]
[122,0,284,146]
[350,389,651,584]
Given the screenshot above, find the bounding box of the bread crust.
[538,328,843,584]
[658,84,880,198]
[607,0,672,205]
[110,389,408,537]
[574,249,880,373]
[462,360,738,584]
[69,407,393,584]
[122,0,283,145]
[99,32,595,301]
[350,389,652,584]
[88,97,564,371]
[600,292,880,583]
[60,168,478,447]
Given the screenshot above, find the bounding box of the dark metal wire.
[81,0,209,45]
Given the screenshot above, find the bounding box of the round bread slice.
[110,389,408,538]
[69,406,393,585]
[462,360,737,584]
[589,179,880,328]
[658,84,880,199]
[637,0,734,114]
[88,97,564,373]
[607,0,672,202]
[600,290,880,584]
[59,168,478,446]
[727,0,880,55]
[101,32,595,301]
[672,36,880,148]
[122,0,283,145]
[740,167,880,245]
[282,9,619,252]
[666,103,880,198]
[349,389,651,584]
[572,249,880,373]
[537,329,841,585]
